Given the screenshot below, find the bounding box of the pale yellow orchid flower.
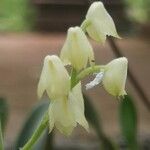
[103,57,128,97]
[37,55,70,100]
[85,1,120,43]
[86,57,128,97]
[60,26,94,71]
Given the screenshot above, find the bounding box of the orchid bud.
[102,57,128,97]
[37,55,70,100]
[85,1,120,43]
[60,26,94,71]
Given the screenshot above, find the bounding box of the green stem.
[70,68,78,89]
[76,65,104,82]
[21,112,49,150]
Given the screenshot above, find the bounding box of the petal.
[102,57,128,97]
[55,123,74,136]
[60,30,72,66]
[49,99,75,135]
[69,83,89,131]
[86,2,120,43]
[50,97,77,135]
[38,55,70,100]
[48,104,55,133]
[86,20,106,43]
[37,57,49,99]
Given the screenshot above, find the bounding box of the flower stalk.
[21,112,49,150]
[70,68,78,89]
[77,65,103,82]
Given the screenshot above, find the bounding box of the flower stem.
[77,65,104,82]
[21,112,49,150]
[70,68,78,89]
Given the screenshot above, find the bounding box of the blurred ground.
[0,33,149,148]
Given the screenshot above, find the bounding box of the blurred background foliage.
[0,0,149,32]
[125,0,150,24]
[0,0,35,32]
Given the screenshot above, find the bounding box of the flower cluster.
[38,1,128,136]
[38,55,89,135]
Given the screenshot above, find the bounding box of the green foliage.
[0,98,7,150]
[0,121,4,150]
[125,0,150,23]
[0,0,35,31]
[15,100,53,150]
[119,95,138,150]
[0,98,8,133]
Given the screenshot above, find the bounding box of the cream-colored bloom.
[37,55,70,100]
[85,1,120,43]
[86,57,128,97]
[38,56,88,135]
[60,26,94,71]
[49,83,89,135]
[102,57,128,97]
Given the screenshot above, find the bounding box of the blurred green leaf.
[125,0,150,23]
[119,95,138,150]
[0,121,4,150]
[0,0,35,31]
[15,99,53,150]
[84,94,117,150]
[0,97,8,133]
